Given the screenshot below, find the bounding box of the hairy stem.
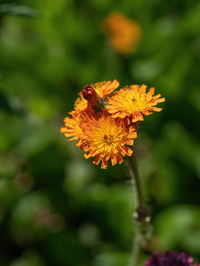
[127,155,151,266]
[129,222,141,266]
[128,155,143,206]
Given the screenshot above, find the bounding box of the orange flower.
[78,111,137,169]
[102,13,142,54]
[71,80,119,116]
[107,84,165,123]
[61,80,165,169]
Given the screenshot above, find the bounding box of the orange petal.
[117,154,123,165]
[93,155,101,165]
[101,158,108,169]
[126,139,134,146]
[156,97,165,103]
[148,87,155,96]
[122,146,133,156]
[152,94,161,100]
[152,107,162,112]
[84,153,91,159]
[132,113,143,122]
[111,153,117,166]
[142,110,153,115]
[60,127,67,133]
[120,148,126,157]
[139,84,147,94]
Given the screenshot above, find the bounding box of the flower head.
[102,12,142,54]
[145,251,199,266]
[61,80,165,169]
[78,111,137,169]
[107,84,165,123]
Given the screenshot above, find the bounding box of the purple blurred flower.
[145,251,199,266]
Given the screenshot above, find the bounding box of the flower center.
[104,134,114,145]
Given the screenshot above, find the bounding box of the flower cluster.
[145,251,200,266]
[102,13,142,54]
[61,80,165,169]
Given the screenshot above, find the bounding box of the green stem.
[128,155,143,206]
[127,155,151,266]
[129,222,141,266]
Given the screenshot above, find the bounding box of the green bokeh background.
[0,0,200,265]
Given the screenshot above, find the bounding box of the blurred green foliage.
[0,0,200,265]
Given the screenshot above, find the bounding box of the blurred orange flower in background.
[102,13,142,55]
